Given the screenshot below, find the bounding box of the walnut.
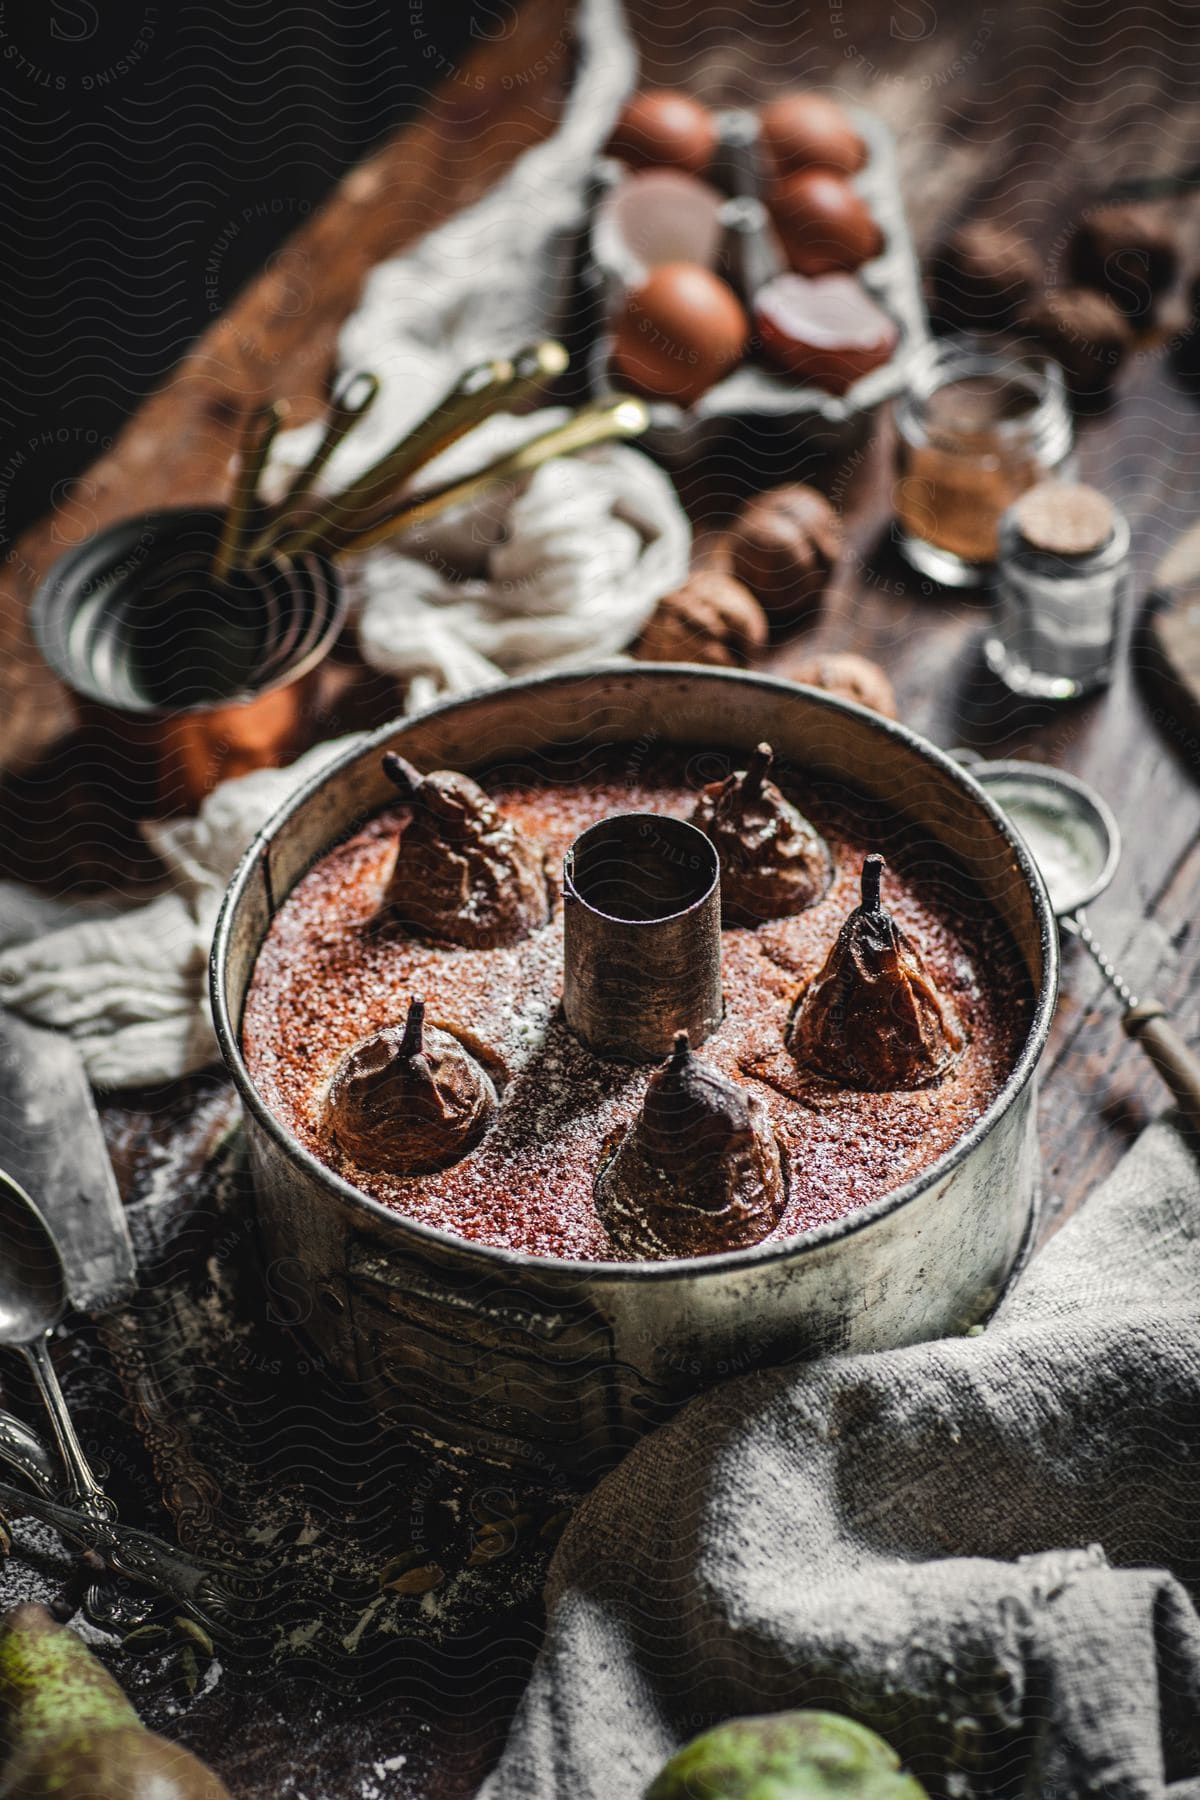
[783,650,897,719]
[1177,271,1200,372]
[1021,287,1134,400]
[722,484,841,632]
[691,742,831,925]
[323,1000,498,1175]
[929,221,1041,334]
[1067,204,1178,323]
[381,754,550,949]
[594,1033,786,1259]
[632,571,768,667]
[787,855,964,1091]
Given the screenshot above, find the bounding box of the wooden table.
[3,1,1199,1792]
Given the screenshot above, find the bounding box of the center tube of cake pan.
[562,812,723,1062]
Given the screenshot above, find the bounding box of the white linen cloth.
[350,413,689,710]
[0,737,358,1089]
[483,1117,1200,1800]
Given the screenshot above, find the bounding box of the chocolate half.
[322,999,498,1175]
[381,753,550,948]
[632,570,768,668]
[691,742,832,925]
[787,854,964,1090]
[594,1032,786,1258]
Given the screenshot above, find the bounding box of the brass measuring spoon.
[209,399,288,585]
[335,394,650,559]
[246,369,381,564]
[277,339,570,560]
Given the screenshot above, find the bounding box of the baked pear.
[381,752,550,948]
[323,998,497,1174]
[787,853,964,1090]
[594,1032,786,1258]
[691,742,832,925]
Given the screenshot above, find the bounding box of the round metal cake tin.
[211,666,1059,1479]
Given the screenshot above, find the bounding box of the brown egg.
[611,263,749,406]
[769,168,883,275]
[759,91,867,176]
[608,90,718,175]
[754,272,897,394]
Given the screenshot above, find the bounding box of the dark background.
[0,0,486,545]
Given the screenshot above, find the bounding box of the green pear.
[0,1604,230,1799]
[645,1710,930,1800]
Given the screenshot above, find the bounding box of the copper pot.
[31,507,343,815]
[211,667,1058,1480]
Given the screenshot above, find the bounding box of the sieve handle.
[1124,1001,1200,1140]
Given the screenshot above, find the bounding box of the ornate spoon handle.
[19,1334,116,1522]
[0,1479,268,1644]
[1124,1002,1200,1139]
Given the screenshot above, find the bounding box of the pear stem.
[400,997,426,1058]
[382,753,424,800]
[861,854,885,915]
[670,1031,691,1068]
[742,743,773,802]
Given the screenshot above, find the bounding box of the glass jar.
[892,339,1075,588]
[984,481,1131,700]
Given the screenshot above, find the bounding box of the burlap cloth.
[483,1118,1200,1799]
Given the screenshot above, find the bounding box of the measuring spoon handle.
[20,1335,116,1523]
[338,395,649,560]
[1124,1001,1200,1140]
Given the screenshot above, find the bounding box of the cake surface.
[243,747,1030,1261]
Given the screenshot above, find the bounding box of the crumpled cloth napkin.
[0,736,358,1088]
[482,1117,1200,1800]
[262,0,676,707]
[352,413,689,709]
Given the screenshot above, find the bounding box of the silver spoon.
[969,758,1200,1137]
[0,1170,116,1521]
[0,1408,58,1497]
[0,1170,270,1640]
